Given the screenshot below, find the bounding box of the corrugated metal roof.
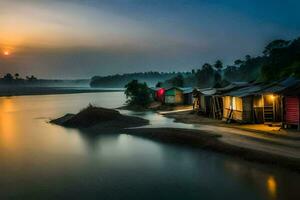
[278,83,300,95]
[165,87,193,94]
[223,83,265,97]
[182,88,194,94]
[259,77,300,94]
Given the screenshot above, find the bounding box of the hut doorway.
[263,94,281,123]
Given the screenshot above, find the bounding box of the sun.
[3,51,10,56]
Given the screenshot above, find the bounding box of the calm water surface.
[0,92,299,200]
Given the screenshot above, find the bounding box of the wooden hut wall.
[253,95,264,123]
[184,93,193,105]
[242,96,253,123]
[223,96,243,122]
[175,90,184,104]
[209,96,223,119]
[197,95,207,113]
[223,96,231,120]
[165,88,184,104]
[274,95,282,122]
[284,96,300,126]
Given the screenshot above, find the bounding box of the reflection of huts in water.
[165,87,193,105]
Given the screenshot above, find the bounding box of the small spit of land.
[51,105,149,132]
[51,106,300,172]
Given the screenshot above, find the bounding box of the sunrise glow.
[3,51,10,56]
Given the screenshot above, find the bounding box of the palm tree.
[214,60,223,71]
[14,73,20,80]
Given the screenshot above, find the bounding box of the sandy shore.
[163,111,300,139]
[51,107,300,172]
[126,128,300,172]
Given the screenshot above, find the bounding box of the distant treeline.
[164,37,300,88]
[91,37,300,89]
[90,71,191,88]
[0,73,89,87]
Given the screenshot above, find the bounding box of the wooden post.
[280,95,284,128]
[262,95,265,123]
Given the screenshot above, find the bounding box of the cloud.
[0,0,299,78]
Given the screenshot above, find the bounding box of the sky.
[0,0,300,79]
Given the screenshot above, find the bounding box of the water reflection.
[267,176,277,199]
[0,98,18,149]
[0,93,299,200]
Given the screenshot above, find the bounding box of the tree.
[26,75,37,81]
[195,63,215,87]
[214,71,222,86]
[260,37,300,81]
[3,73,14,82]
[214,60,223,71]
[263,39,290,56]
[202,63,212,70]
[224,65,239,81]
[124,80,151,107]
[234,59,243,66]
[14,73,20,80]
[155,82,162,88]
[245,55,251,61]
[170,74,184,87]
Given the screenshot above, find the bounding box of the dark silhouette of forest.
[90,71,190,88]
[2,36,299,89]
[0,73,89,87]
[0,73,38,85]
[91,36,300,89]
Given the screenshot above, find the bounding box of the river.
[0,92,299,200]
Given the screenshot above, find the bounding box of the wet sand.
[126,128,300,172]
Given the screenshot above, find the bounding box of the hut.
[183,88,194,105]
[223,77,300,124]
[164,87,193,105]
[193,88,216,116]
[277,80,300,129]
[193,82,248,119]
[254,77,300,124]
[149,87,165,103]
[222,83,264,123]
[283,94,300,129]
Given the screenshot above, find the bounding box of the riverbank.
[163,111,300,139]
[51,106,300,172]
[119,102,192,112]
[126,128,300,172]
[0,86,124,97]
